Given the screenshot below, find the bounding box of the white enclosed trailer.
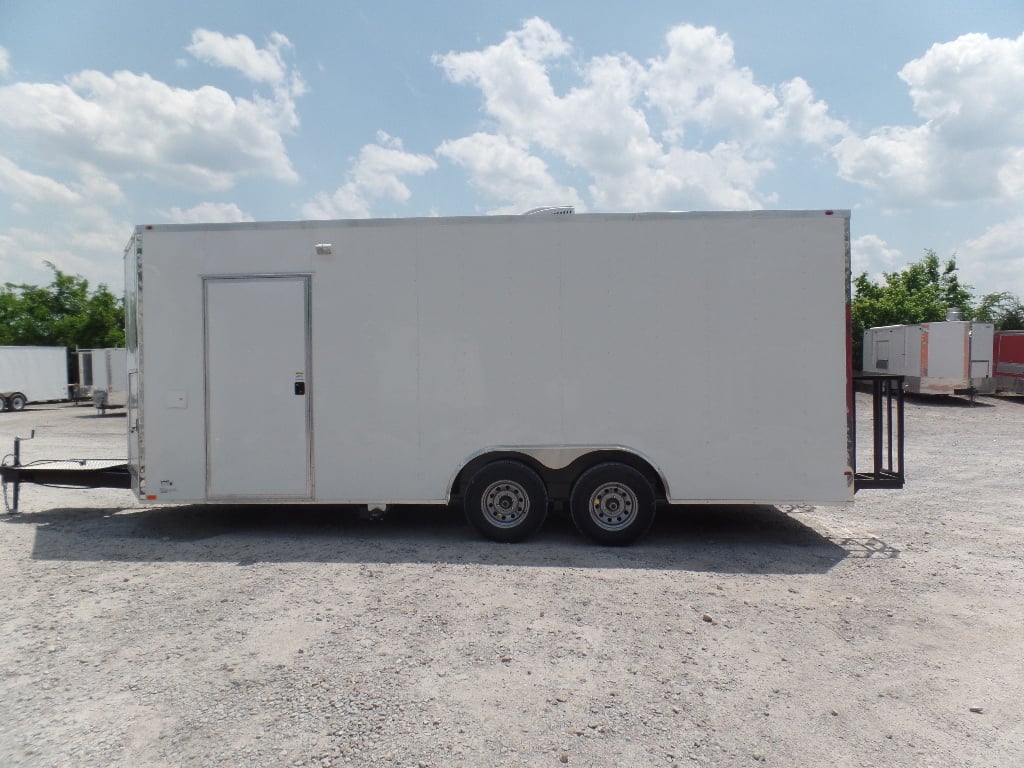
[862,321,994,396]
[77,347,128,412]
[105,209,897,545]
[0,346,69,411]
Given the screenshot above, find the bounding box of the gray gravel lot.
[1,393,1022,767]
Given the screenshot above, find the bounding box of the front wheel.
[7,393,27,411]
[570,463,656,546]
[463,460,549,543]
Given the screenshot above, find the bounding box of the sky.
[1,1,1023,302]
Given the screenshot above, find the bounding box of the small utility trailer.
[0,346,69,412]
[2,211,904,543]
[862,318,995,397]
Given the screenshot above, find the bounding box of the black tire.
[463,460,549,543]
[0,396,7,412]
[570,462,656,546]
[8,393,27,412]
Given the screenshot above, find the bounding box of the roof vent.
[522,206,575,216]
[946,307,963,321]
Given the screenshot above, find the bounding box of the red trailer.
[993,330,1024,394]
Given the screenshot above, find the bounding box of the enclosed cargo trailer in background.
[862,320,994,397]
[993,330,1024,394]
[0,346,69,412]
[77,348,128,412]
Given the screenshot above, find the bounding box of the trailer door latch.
[294,382,306,395]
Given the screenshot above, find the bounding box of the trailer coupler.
[1,431,130,515]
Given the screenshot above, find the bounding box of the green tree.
[0,263,124,348]
[851,250,973,368]
[973,291,1024,331]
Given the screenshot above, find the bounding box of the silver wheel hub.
[589,482,638,531]
[482,480,530,528]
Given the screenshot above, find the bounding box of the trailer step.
[853,375,905,490]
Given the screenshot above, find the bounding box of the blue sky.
[2,1,1023,302]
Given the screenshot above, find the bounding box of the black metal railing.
[853,375,905,490]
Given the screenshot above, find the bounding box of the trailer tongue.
[1,431,130,514]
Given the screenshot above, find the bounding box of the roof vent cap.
[522,206,575,216]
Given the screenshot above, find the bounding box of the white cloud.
[73,168,125,205]
[958,216,1024,298]
[68,210,130,258]
[0,30,302,195]
[188,30,292,87]
[435,18,571,145]
[852,234,904,283]
[160,202,254,224]
[437,133,583,214]
[834,32,1024,205]
[434,19,846,213]
[648,25,775,144]
[0,209,130,290]
[0,155,81,204]
[0,47,10,78]
[0,29,304,291]
[768,78,849,145]
[303,132,437,219]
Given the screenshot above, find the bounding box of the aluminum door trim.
[202,274,314,500]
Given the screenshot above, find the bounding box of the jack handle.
[4,430,35,515]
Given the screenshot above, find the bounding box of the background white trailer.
[0,346,69,412]
[862,321,994,396]
[122,210,869,544]
[76,348,128,411]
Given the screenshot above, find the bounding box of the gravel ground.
[1,393,1022,767]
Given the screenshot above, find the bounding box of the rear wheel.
[7,393,27,412]
[570,463,656,546]
[464,460,548,543]
[0,396,7,412]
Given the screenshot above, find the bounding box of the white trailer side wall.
[0,346,69,403]
[129,212,851,505]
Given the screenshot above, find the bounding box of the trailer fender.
[447,445,670,502]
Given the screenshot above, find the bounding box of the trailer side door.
[204,276,312,499]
